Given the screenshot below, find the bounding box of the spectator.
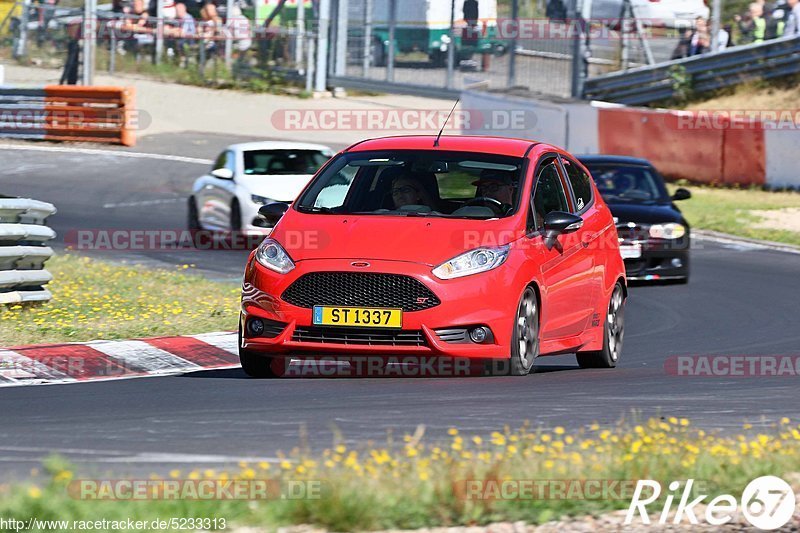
[720,24,734,48]
[689,17,711,55]
[227,3,252,55]
[671,28,692,59]
[785,0,800,35]
[765,1,789,39]
[736,3,766,44]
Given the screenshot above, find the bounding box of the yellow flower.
[631,440,643,454]
[169,469,180,479]
[281,460,292,470]
[335,444,347,454]
[28,486,42,499]
[472,436,483,446]
[780,417,791,425]
[258,461,270,470]
[668,417,678,425]
[679,418,690,427]
[447,428,459,436]
[554,426,565,435]
[541,434,552,443]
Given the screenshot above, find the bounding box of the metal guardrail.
[0,197,56,304]
[583,36,800,105]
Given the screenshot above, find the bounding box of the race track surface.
[1,138,798,478]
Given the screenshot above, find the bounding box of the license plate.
[619,243,642,260]
[313,306,402,328]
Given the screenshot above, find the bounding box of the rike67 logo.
[625,476,796,530]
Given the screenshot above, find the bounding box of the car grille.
[292,326,427,346]
[281,272,440,312]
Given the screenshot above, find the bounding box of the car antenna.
[434,99,459,147]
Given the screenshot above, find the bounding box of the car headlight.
[649,223,686,240]
[432,245,510,280]
[255,238,295,274]
[251,194,275,205]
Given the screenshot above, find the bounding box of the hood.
[237,174,314,203]
[607,202,687,226]
[271,212,523,267]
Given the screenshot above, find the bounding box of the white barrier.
[0,198,57,304]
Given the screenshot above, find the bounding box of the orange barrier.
[0,86,136,146]
[597,107,766,186]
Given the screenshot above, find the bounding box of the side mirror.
[543,211,583,250]
[258,202,290,226]
[211,168,234,180]
[672,188,691,201]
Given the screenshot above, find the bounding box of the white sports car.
[188,141,334,234]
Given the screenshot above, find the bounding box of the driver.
[391,176,434,209]
[472,170,517,211]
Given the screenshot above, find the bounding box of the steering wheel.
[464,196,506,216]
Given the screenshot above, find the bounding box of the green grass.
[0,252,240,346]
[668,183,800,246]
[1,418,799,531]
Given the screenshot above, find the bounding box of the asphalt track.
[1,136,800,479]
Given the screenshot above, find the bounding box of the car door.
[527,155,594,340]
[559,155,604,313]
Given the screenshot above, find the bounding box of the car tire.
[487,286,539,376]
[188,197,201,231]
[230,200,242,232]
[576,282,625,369]
[238,327,281,378]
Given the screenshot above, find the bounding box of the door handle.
[581,233,594,248]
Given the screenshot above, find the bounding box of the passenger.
[391,176,434,209]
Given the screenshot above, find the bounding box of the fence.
[0,197,56,304]
[0,1,317,93]
[583,35,800,105]
[0,85,136,145]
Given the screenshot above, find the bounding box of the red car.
[239,136,627,377]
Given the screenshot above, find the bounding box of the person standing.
[785,0,800,35]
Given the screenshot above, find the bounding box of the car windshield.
[585,164,670,204]
[243,150,331,176]
[295,150,526,219]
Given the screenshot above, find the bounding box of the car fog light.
[248,318,265,336]
[469,327,489,343]
[671,258,683,268]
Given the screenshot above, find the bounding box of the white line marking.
[87,340,201,373]
[0,143,213,165]
[103,198,181,209]
[191,332,239,355]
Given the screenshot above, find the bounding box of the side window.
[212,151,235,172]
[212,151,228,170]
[562,157,593,213]
[531,159,569,230]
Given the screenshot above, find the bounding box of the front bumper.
[240,257,518,359]
[623,238,690,281]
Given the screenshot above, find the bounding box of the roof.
[345,135,539,158]
[576,154,654,166]
[226,141,334,152]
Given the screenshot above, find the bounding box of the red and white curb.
[0,332,238,387]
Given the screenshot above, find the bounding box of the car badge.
[351,261,370,268]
